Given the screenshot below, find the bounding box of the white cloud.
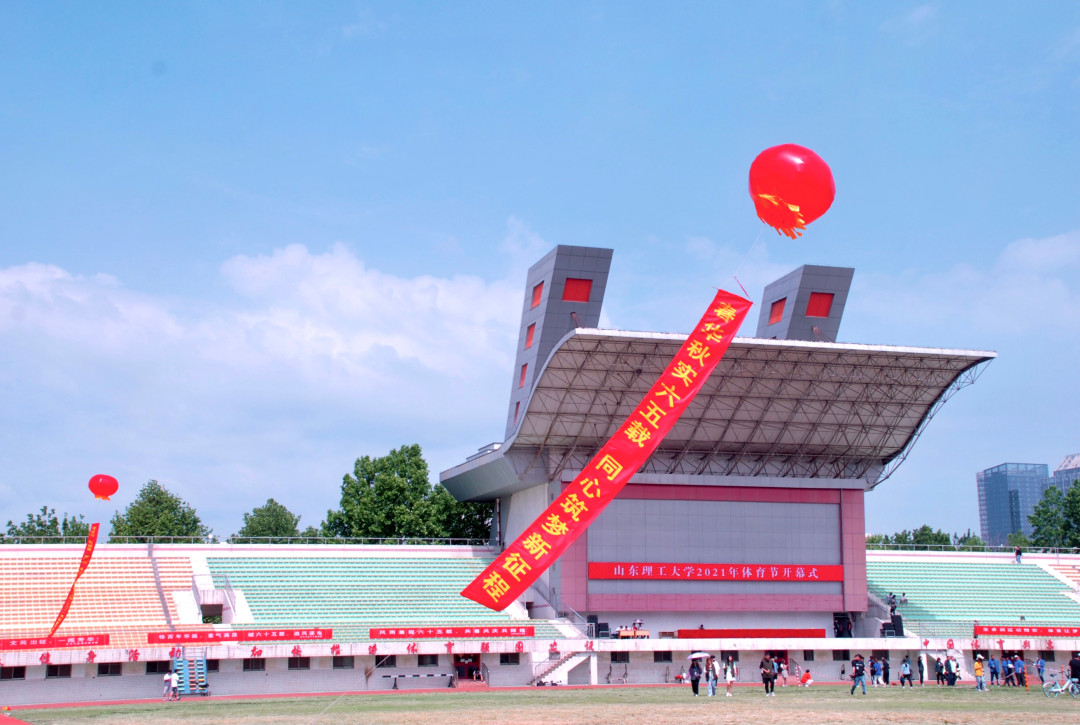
[880,3,939,44]
[0,239,535,534]
[850,229,1080,343]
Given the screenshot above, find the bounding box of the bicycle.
[1042,676,1079,698]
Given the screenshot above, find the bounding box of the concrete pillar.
[589,653,598,685]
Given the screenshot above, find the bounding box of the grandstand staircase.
[172,647,210,697]
[531,652,590,685]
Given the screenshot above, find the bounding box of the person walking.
[688,660,702,696]
[850,654,867,695]
[882,657,891,686]
[759,653,776,696]
[973,655,986,691]
[1003,654,1015,686]
[899,656,913,688]
[988,654,999,686]
[1036,655,1045,684]
[780,658,788,687]
[935,657,945,685]
[1014,546,1023,564]
[917,653,925,686]
[724,655,738,697]
[162,670,172,701]
[874,657,884,687]
[707,656,719,697]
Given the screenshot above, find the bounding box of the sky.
[1,2,1078,538]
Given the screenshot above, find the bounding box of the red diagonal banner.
[462,289,752,611]
[47,522,100,638]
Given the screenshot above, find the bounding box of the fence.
[867,543,1080,555]
[0,535,492,546]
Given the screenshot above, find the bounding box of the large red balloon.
[88,474,119,501]
[749,144,835,239]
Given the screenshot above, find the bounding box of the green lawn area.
[13,684,1080,725]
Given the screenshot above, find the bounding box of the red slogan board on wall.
[462,290,753,611]
[147,629,332,644]
[1,634,110,651]
[370,626,535,639]
[973,625,1080,637]
[588,562,843,582]
[678,628,827,639]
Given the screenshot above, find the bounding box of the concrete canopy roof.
[440,329,995,501]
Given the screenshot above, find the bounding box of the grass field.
[11,685,1080,725]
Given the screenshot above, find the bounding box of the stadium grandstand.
[4,246,1079,707]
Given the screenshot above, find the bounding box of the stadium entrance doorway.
[765,650,788,667]
[454,653,480,682]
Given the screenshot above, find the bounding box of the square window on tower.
[805,292,834,318]
[531,282,544,309]
[562,278,592,302]
[768,298,786,325]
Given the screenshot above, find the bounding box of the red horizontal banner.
[369,626,535,639]
[974,625,1080,637]
[147,628,332,644]
[678,629,827,639]
[1,634,110,651]
[588,562,843,582]
[462,290,753,611]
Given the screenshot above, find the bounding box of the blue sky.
[1,2,1078,537]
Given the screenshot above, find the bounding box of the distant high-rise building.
[976,463,1050,546]
[1053,454,1080,494]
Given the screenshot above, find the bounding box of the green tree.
[909,525,952,547]
[323,444,491,541]
[232,498,302,542]
[5,507,90,542]
[109,480,210,542]
[429,484,493,540]
[952,529,985,549]
[1063,480,1080,548]
[1029,486,1067,547]
[1007,531,1031,548]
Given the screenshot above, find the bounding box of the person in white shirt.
[162,671,171,701]
[169,670,180,701]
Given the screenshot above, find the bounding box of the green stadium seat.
[866,560,1080,639]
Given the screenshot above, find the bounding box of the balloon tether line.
[727,227,765,297]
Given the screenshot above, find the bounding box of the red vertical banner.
[461,290,752,610]
[47,522,100,638]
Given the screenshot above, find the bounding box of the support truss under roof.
[441,329,995,499]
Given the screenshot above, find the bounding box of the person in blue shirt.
[988,655,999,686]
[1013,656,1025,687]
[1036,656,1045,683]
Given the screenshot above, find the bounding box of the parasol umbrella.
[687,652,712,660]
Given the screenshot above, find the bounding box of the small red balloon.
[88,474,119,501]
[749,144,835,239]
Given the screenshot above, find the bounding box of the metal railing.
[222,573,237,615]
[867,542,1080,554]
[0,535,491,546]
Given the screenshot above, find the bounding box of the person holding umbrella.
[688,656,703,696]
